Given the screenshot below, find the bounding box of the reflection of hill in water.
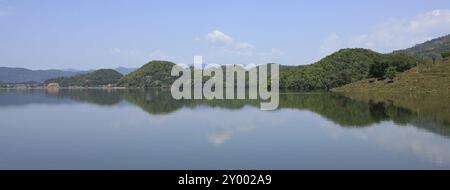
[338,92,450,137]
[0,89,124,106]
[49,89,124,106]
[0,89,72,106]
[1,89,449,137]
[122,90,261,115]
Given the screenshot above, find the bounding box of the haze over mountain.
[0,67,136,84]
[393,34,450,61]
[0,67,88,83]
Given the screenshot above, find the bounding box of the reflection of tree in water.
[123,90,450,137]
[2,89,449,138]
[47,89,124,106]
[122,90,185,115]
[279,93,381,127]
[339,92,450,138]
[368,101,389,121]
[122,89,261,115]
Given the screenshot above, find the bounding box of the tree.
[388,53,417,72]
[369,59,389,79]
[385,67,397,81]
[442,51,450,59]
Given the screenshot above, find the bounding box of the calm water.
[1,89,450,169]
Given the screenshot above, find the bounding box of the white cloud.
[111,48,121,54]
[350,9,450,52]
[235,42,255,51]
[205,30,234,46]
[200,30,286,64]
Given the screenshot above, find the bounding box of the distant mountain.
[115,67,137,75]
[0,67,88,83]
[393,34,450,60]
[45,69,123,87]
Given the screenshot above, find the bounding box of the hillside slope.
[333,58,450,93]
[118,60,177,88]
[45,69,123,87]
[279,48,416,91]
[393,34,450,60]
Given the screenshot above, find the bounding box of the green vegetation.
[442,51,450,59]
[118,60,177,88]
[45,69,123,87]
[279,49,417,91]
[368,53,417,79]
[333,59,450,93]
[384,67,397,81]
[118,49,417,91]
[112,35,448,91]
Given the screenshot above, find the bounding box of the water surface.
[1,89,450,169]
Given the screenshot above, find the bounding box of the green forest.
[45,69,123,87]
[41,34,450,91]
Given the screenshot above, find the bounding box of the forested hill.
[115,49,418,90]
[45,69,123,87]
[333,57,450,93]
[118,60,177,88]
[279,49,417,91]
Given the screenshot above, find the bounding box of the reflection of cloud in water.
[203,113,256,146]
[176,107,288,146]
[208,131,233,146]
[320,121,450,166]
[360,123,450,166]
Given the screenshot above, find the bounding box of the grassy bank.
[332,58,450,94]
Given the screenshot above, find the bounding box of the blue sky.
[1,0,450,70]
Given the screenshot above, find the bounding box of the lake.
[1,89,450,169]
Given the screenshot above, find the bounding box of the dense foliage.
[442,51,450,59]
[368,53,417,79]
[45,69,123,87]
[118,60,177,88]
[117,35,448,90]
[385,67,397,81]
[279,49,385,90]
[117,49,418,90]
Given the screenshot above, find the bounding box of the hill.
[393,34,450,61]
[118,60,177,88]
[45,69,123,87]
[0,67,87,83]
[115,67,137,75]
[279,48,417,91]
[332,58,450,93]
[117,50,417,90]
